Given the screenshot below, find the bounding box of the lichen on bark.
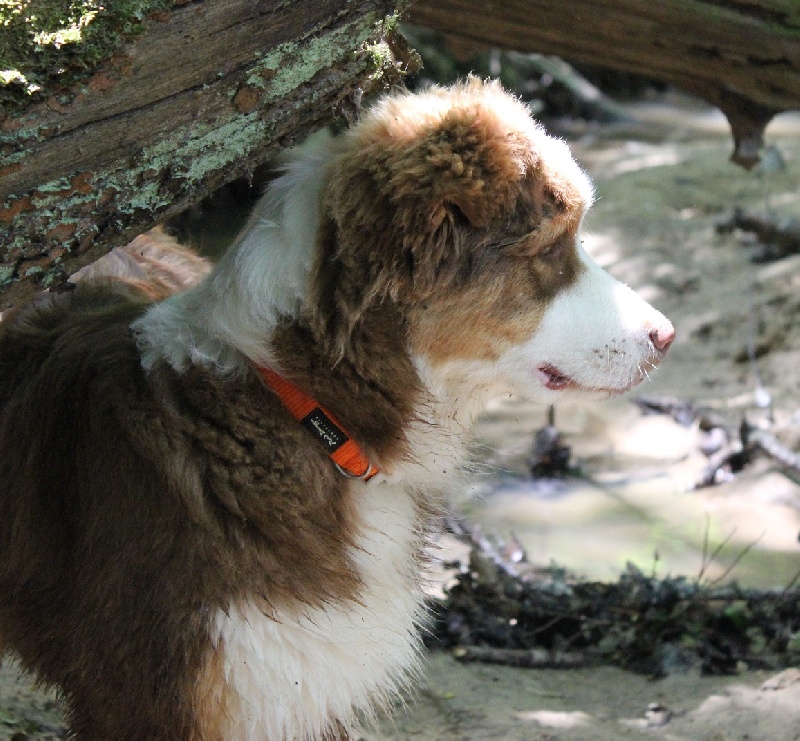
[0,2,410,309]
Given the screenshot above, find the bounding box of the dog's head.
[311,79,672,404]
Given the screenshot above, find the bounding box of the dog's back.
[0,284,191,735]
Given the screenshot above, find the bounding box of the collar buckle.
[334,462,376,481]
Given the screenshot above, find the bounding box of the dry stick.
[706,528,737,567]
[708,531,766,587]
[691,417,800,489]
[748,426,800,476]
[698,513,712,582]
[452,645,587,669]
[697,525,768,589]
[780,568,800,597]
[525,614,568,640]
[444,515,521,578]
[694,417,758,489]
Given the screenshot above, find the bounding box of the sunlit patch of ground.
[367,656,800,741]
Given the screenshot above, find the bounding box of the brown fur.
[307,84,586,369]
[0,285,363,739]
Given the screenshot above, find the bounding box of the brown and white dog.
[0,80,673,740]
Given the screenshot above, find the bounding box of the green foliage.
[0,0,170,109]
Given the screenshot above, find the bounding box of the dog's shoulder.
[0,279,334,494]
[0,277,358,613]
[1,278,150,334]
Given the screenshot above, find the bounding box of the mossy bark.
[0,0,409,310]
[0,0,173,109]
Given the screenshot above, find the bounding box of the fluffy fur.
[0,79,673,740]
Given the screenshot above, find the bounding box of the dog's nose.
[649,323,675,352]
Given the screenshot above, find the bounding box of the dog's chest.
[212,479,426,740]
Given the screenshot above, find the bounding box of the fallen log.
[0,0,410,310]
[410,0,800,168]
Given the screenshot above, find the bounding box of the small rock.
[645,702,672,727]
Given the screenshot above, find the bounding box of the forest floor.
[3,95,800,740]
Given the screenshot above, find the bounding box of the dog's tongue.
[537,364,573,390]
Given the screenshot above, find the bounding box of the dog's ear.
[390,104,530,295]
[310,92,529,352]
[406,104,526,231]
[309,212,404,361]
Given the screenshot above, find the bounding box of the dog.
[0,79,673,740]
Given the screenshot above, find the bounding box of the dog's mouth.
[536,363,639,395]
[537,364,574,391]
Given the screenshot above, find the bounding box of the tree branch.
[411,0,800,167]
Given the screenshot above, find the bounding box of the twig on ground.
[748,427,800,476]
[707,531,766,587]
[633,393,800,488]
[632,394,699,427]
[444,515,523,579]
[452,645,587,669]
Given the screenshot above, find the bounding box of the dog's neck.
[131,147,489,487]
[265,305,420,475]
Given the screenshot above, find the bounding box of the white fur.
[496,241,670,402]
[213,480,426,740]
[133,146,331,373]
[387,356,510,491]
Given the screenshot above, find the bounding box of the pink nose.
[649,323,675,352]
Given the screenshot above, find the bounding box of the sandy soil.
[366,655,800,741]
[3,96,800,740]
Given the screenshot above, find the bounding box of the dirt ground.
[3,95,800,740]
[366,655,800,741]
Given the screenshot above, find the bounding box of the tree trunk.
[0,0,408,310]
[410,0,800,168]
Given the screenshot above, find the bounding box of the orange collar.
[257,366,378,481]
